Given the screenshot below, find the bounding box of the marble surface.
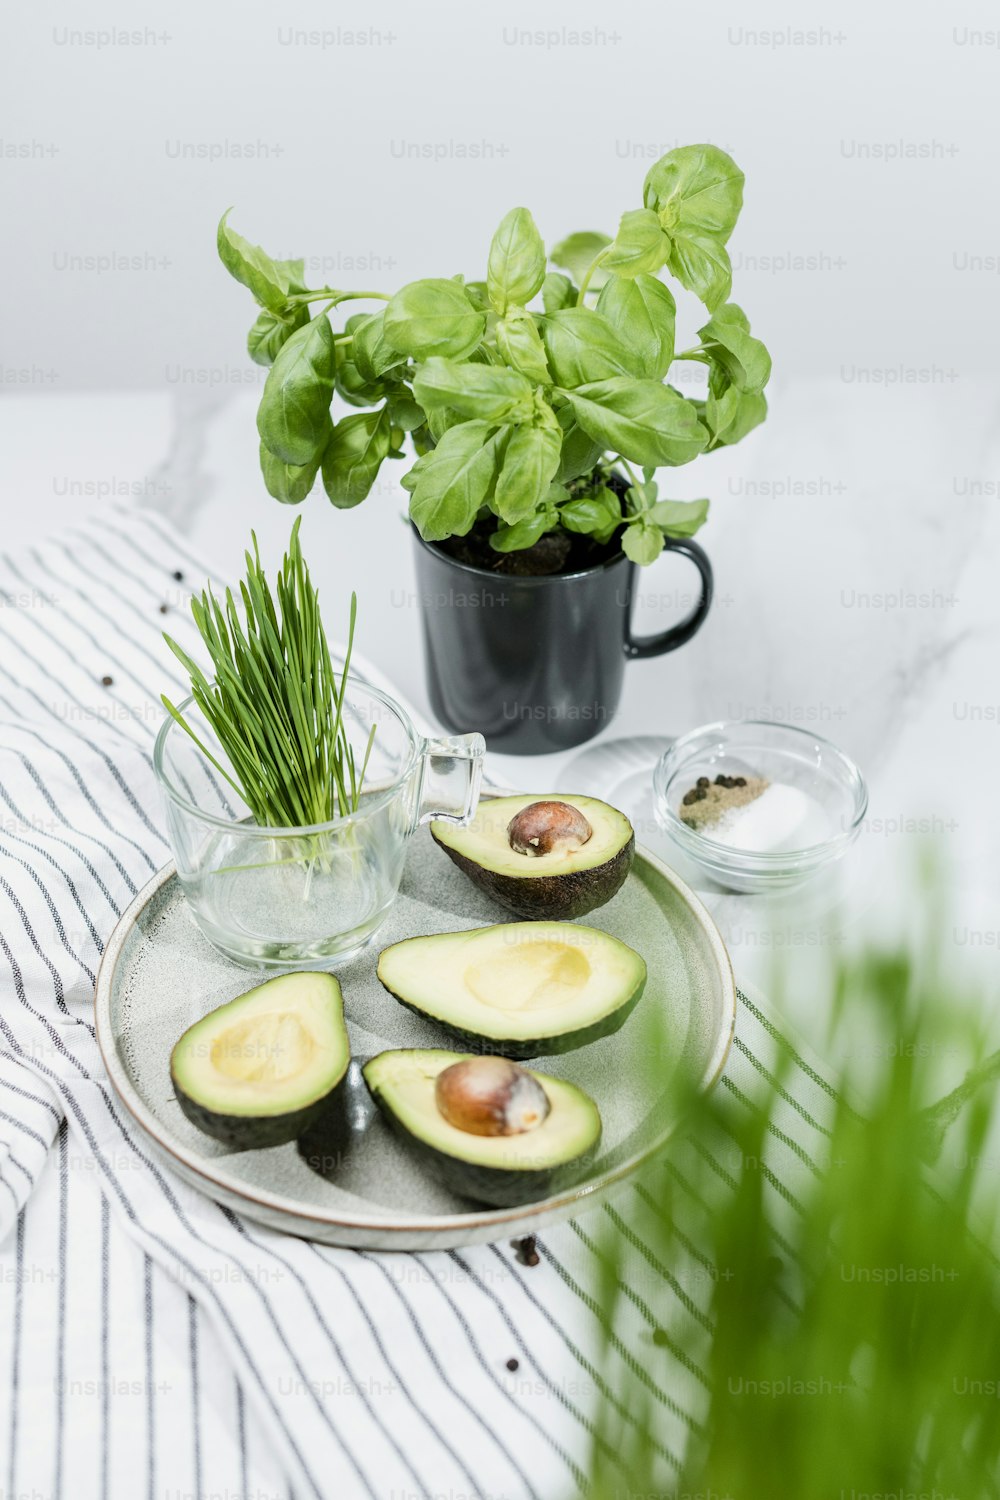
[3,381,997,1066]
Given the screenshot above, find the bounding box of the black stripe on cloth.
[229,1218,415,1497]
[485,1242,683,1475]
[55,1122,68,1500]
[0,572,159,746]
[446,1246,625,1489]
[0,1144,34,1186]
[0,971,331,1500]
[0,1106,49,1156]
[0,840,98,986]
[358,1250,539,1498]
[7,1210,24,1498]
[730,1033,833,1136]
[0,821,104,962]
[601,1199,714,1334]
[564,1222,711,1402]
[0,740,133,911]
[144,1254,155,1500]
[0,648,164,850]
[0,1062,62,1125]
[100,1197,110,1500]
[189,1297,202,1500]
[413,1251,588,1494]
[310,1244,473,1494]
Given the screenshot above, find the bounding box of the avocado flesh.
[170,972,350,1149]
[377,921,646,1058]
[431,793,635,920]
[363,1048,602,1206]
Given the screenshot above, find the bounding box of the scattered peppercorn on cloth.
[0,502,839,1500]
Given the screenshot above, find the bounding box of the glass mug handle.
[411,732,486,829]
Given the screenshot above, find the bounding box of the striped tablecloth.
[0,504,836,1500]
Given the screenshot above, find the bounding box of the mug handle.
[412,732,486,829]
[624,538,714,660]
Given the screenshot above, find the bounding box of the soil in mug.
[435,472,629,578]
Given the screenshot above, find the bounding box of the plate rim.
[94,843,736,1243]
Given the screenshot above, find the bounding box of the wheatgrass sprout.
[162,518,375,831]
[585,891,1000,1499]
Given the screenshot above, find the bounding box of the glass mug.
[153,681,484,968]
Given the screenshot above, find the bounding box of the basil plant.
[219,144,770,566]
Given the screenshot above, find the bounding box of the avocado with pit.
[430,794,635,920]
[363,1049,602,1206]
[376,920,646,1058]
[170,971,351,1149]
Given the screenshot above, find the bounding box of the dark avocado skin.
[431,830,635,920]
[171,1070,348,1151]
[366,1087,602,1207]
[377,973,645,1060]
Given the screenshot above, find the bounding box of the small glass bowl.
[653,720,868,893]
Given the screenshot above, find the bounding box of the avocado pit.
[435,1056,551,1137]
[507,800,593,858]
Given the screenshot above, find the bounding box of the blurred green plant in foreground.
[587,899,1000,1499]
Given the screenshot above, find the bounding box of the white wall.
[6,0,999,391]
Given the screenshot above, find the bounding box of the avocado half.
[170,972,350,1149]
[363,1048,602,1206]
[430,793,635,920]
[376,920,647,1058]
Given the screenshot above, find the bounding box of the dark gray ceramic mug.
[411,528,713,754]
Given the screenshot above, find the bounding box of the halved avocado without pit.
[170,972,350,1149]
[376,921,646,1058]
[363,1049,602,1206]
[430,793,635,920]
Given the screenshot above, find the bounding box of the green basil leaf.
[495,309,551,384]
[541,308,641,387]
[464,280,491,311]
[709,381,768,447]
[383,279,486,360]
[259,435,324,505]
[665,231,732,312]
[698,305,771,393]
[387,390,425,431]
[647,497,710,537]
[489,509,558,553]
[407,420,505,541]
[643,145,745,243]
[487,207,546,315]
[334,345,388,409]
[541,272,578,314]
[596,274,676,380]
[257,317,336,466]
[320,407,391,509]
[493,422,563,524]
[353,311,407,383]
[217,211,290,313]
[622,519,665,565]
[412,357,534,423]
[560,486,622,544]
[247,304,309,367]
[602,209,669,278]
[563,377,708,468]
[554,400,604,484]
[550,231,611,291]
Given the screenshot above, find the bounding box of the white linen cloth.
[0,504,837,1499]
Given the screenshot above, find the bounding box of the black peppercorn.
[173,570,184,582]
[506,1357,519,1372]
[696,776,709,789]
[682,790,698,806]
[101,675,113,688]
[158,603,168,614]
[734,776,747,787]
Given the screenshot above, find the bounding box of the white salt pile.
[709,783,832,853]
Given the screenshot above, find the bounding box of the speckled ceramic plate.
[94,827,735,1249]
